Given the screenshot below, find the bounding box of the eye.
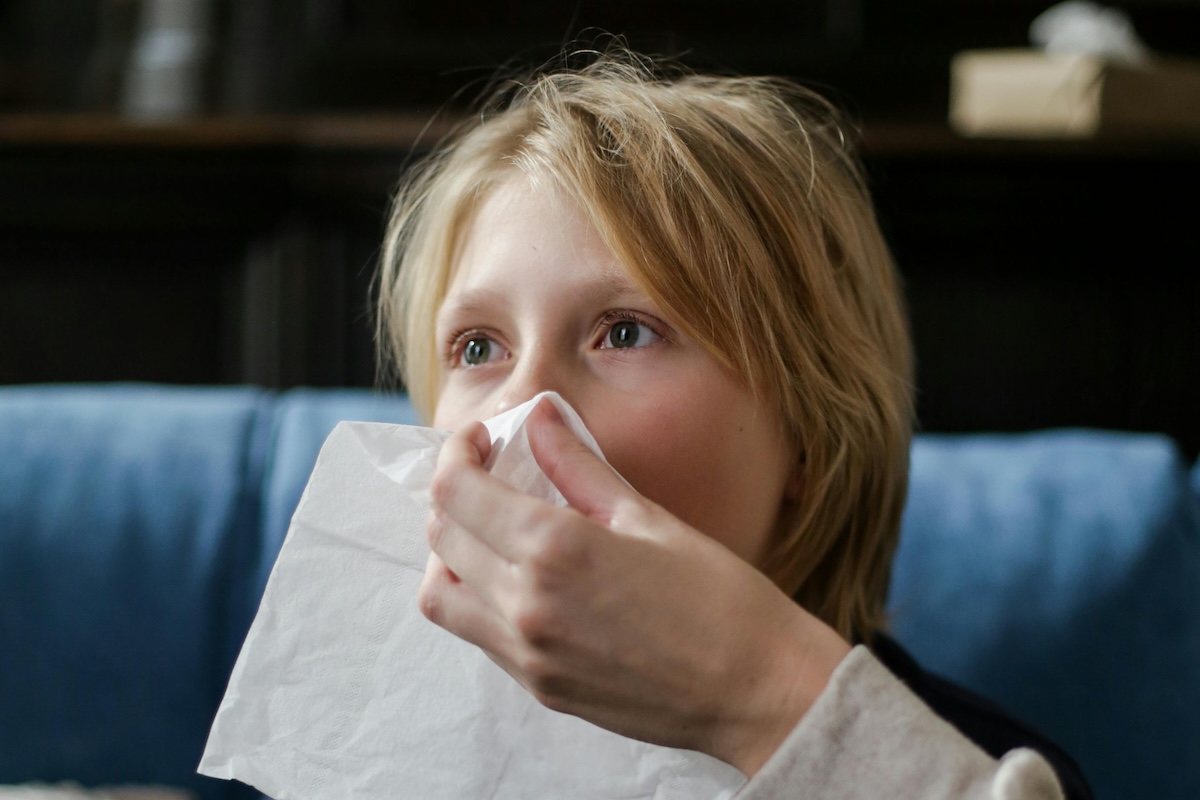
[454,334,508,368]
[600,315,664,350]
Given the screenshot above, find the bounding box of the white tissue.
[1030,1,1149,63]
[198,392,745,800]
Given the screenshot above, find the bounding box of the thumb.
[526,397,635,523]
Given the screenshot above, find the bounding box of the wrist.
[715,606,852,777]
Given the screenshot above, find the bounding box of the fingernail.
[538,396,564,425]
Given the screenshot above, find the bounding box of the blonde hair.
[378,50,914,641]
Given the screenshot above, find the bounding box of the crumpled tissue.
[198,392,746,800]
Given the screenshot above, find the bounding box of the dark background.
[4,1,1200,116]
[2,0,1198,456]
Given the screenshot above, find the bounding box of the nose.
[491,345,576,417]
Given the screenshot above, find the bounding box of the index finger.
[526,397,637,525]
[431,422,564,563]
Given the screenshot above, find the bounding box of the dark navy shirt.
[872,633,1094,800]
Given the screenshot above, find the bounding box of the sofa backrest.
[0,385,417,800]
[2,385,1197,800]
[891,431,1200,800]
[1,386,274,800]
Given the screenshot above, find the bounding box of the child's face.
[432,177,795,566]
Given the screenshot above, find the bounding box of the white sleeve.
[734,646,1064,800]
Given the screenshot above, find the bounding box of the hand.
[418,397,852,776]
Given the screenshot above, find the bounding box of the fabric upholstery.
[889,431,1200,800]
[0,385,270,800]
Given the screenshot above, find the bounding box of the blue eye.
[603,318,662,349]
[459,336,503,367]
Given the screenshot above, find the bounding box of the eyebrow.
[438,268,650,322]
[437,288,506,320]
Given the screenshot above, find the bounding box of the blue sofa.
[2,384,1197,800]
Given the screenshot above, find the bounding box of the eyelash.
[443,327,496,368]
[443,310,668,367]
[596,310,666,347]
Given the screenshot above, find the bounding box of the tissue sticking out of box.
[197,391,745,800]
[1029,1,1149,64]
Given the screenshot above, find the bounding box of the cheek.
[599,412,711,511]
[584,388,790,563]
[430,397,455,431]
[431,395,461,431]
[431,379,487,431]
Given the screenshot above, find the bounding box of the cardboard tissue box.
[949,48,1200,139]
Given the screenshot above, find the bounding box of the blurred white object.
[122,0,212,118]
[1029,1,1149,64]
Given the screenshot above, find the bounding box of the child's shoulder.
[871,632,1093,800]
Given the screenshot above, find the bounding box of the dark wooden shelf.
[0,113,455,150]
[1,112,1196,457]
[3,113,1198,157]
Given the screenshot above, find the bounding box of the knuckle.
[609,495,651,531]
[526,521,589,583]
[424,512,445,551]
[511,598,558,647]
[513,647,545,679]
[416,582,442,624]
[530,685,571,715]
[428,468,457,508]
[515,651,564,704]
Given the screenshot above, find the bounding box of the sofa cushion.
[0,385,269,800]
[253,389,418,606]
[889,430,1200,800]
[1193,457,1200,504]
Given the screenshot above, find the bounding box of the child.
[376,49,1091,799]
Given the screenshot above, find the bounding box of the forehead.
[442,175,640,301]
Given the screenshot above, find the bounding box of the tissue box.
[949,48,1200,138]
